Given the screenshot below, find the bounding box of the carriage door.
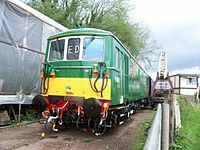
[124,55,129,99]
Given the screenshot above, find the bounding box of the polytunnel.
[0,0,68,104]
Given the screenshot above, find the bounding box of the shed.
[0,0,68,104]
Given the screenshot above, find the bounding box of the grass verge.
[171,96,200,150]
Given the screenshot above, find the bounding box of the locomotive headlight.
[66,85,71,91]
[66,85,73,94]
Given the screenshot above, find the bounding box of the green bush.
[21,110,37,122]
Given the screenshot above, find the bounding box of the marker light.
[40,72,44,78]
[50,72,56,77]
[105,71,109,78]
[92,69,98,76]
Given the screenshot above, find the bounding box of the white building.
[170,74,197,95]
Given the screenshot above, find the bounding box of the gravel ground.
[0,109,154,150]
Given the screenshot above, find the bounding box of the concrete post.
[162,104,169,150]
[174,99,181,129]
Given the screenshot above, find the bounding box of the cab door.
[116,48,124,104]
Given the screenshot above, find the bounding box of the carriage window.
[49,39,65,61]
[67,38,80,60]
[83,38,104,60]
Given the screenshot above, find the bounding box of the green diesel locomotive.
[33,28,152,136]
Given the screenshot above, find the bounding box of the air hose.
[89,62,109,97]
[42,64,53,95]
[42,75,49,94]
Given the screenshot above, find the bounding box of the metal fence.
[143,95,182,150]
[143,104,162,150]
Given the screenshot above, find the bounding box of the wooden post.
[10,105,17,122]
[18,104,21,123]
[178,75,181,95]
[164,93,169,104]
[162,103,169,150]
[168,94,175,143]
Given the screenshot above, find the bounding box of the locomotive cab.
[44,34,111,100]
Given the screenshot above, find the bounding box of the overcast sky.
[131,0,200,72]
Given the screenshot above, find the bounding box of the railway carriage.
[33,28,152,136]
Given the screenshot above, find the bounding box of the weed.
[142,118,153,133]
[134,115,155,150]
[170,129,189,150]
[21,110,37,122]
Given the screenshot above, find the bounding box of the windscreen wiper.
[83,35,95,50]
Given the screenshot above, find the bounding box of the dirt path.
[0,109,154,150]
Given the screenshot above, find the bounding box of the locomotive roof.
[48,28,113,39]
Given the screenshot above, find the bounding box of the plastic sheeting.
[0,0,67,104]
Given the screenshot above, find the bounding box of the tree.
[135,24,160,70]
[27,0,158,67]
